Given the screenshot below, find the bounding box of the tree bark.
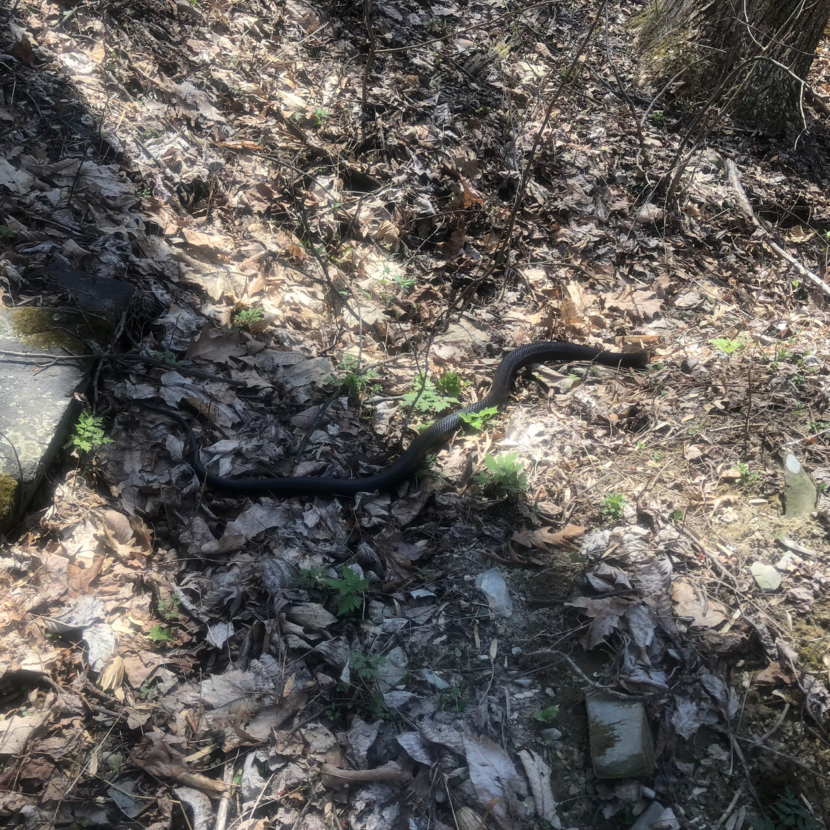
[634,0,830,132]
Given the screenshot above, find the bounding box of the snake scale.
[138,341,649,498]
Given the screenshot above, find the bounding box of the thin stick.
[604,4,648,166]
[214,754,237,830]
[361,0,376,111]
[724,158,830,299]
[0,350,251,386]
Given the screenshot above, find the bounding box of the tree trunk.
[634,0,830,132]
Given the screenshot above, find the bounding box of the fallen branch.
[320,761,411,788]
[724,158,830,299]
[0,350,250,386]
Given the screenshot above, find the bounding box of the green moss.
[0,473,18,525]
[8,307,115,351]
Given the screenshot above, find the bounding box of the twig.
[738,736,830,783]
[293,383,346,461]
[533,650,645,700]
[377,0,562,54]
[65,145,89,210]
[724,158,830,299]
[743,362,752,459]
[0,350,251,386]
[674,523,742,586]
[604,4,648,166]
[449,0,606,325]
[214,754,237,830]
[746,703,790,748]
[361,0,376,111]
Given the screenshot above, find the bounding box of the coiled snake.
[138,341,648,498]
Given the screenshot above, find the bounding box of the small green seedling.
[748,788,821,830]
[393,273,416,292]
[440,685,467,712]
[473,453,527,494]
[72,410,113,453]
[533,705,559,723]
[402,374,459,414]
[710,337,746,355]
[348,650,386,682]
[295,566,328,591]
[332,356,381,399]
[325,568,370,616]
[650,110,665,126]
[459,405,499,431]
[151,349,179,365]
[437,371,464,398]
[601,493,627,520]
[737,463,759,485]
[232,305,264,330]
[313,107,331,125]
[157,596,179,622]
[808,420,829,434]
[416,452,438,480]
[0,225,15,241]
[146,623,172,647]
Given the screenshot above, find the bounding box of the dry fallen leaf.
[511,524,585,551]
[670,581,728,628]
[185,321,247,362]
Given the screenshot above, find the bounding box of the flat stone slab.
[783,453,816,518]
[630,802,667,829]
[586,692,654,778]
[0,273,133,529]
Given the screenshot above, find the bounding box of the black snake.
[138,341,648,498]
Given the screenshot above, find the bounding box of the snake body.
[138,342,648,498]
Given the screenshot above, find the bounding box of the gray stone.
[586,692,654,778]
[475,569,513,618]
[750,561,782,592]
[0,274,133,530]
[630,802,667,830]
[783,453,816,518]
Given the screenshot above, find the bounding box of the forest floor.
[2,0,830,828]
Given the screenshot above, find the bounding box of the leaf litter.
[1,0,830,827]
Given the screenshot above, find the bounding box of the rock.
[631,802,667,830]
[750,562,781,592]
[783,453,816,518]
[539,728,562,743]
[0,272,133,531]
[475,569,512,618]
[377,646,409,690]
[586,692,654,778]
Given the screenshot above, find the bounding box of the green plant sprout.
[437,371,464,398]
[332,356,381,399]
[348,650,386,681]
[601,493,627,520]
[232,305,264,330]
[402,375,459,414]
[440,685,467,712]
[325,568,370,616]
[146,623,172,647]
[72,410,113,453]
[748,788,820,830]
[473,453,527,494]
[737,462,759,485]
[459,405,499,431]
[710,336,746,355]
[313,107,331,125]
[533,705,559,723]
